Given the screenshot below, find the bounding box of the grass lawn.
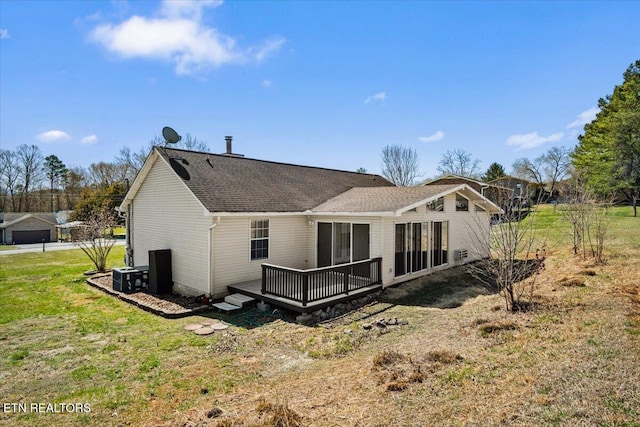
[0,245,17,251]
[1,206,638,426]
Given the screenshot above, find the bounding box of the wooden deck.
[227,279,382,313]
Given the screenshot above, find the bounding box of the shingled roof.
[312,184,469,214]
[153,147,394,213]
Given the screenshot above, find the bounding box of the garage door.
[12,230,51,244]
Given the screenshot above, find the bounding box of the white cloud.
[251,37,286,63]
[89,0,284,75]
[36,130,71,142]
[505,131,564,151]
[364,92,386,104]
[419,131,445,143]
[567,106,599,129]
[0,29,9,39]
[262,79,272,87]
[80,134,98,145]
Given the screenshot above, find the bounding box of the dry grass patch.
[476,319,519,335]
[371,348,463,392]
[558,277,587,287]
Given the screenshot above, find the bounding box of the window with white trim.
[250,219,269,260]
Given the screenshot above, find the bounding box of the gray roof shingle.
[311,185,463,213]
[156,147,394,213]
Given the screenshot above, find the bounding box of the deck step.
[212,302,241,312]
[224,293,256,307]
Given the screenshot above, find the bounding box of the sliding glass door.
[431,221,448,267]
[318,222,370,267]
[395,221,448,277]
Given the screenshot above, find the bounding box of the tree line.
[0,134,208,220]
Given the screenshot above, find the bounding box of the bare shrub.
[468,191,547,311]
[372,350,405,367]
[560,176,611,264]
[74,207,119,272]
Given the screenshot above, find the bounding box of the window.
[427,197,444,211]
[250,219,269,260]
[456,194,469,211]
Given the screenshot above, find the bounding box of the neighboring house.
[487,175,544,204]
[119,145,500,310]
[424,174,512,206]
[0,213,58,244]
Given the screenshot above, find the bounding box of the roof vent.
[222,136,244,158]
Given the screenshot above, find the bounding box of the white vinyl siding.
[131,157,210,296]
[211,216,308,296]
[381,192,491,287]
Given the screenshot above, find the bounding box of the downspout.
[117,203,133,266]
[126,204,133,266]
[208,216,220,297]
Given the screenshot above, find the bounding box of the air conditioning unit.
[113,266,148,293]
[455,249,469,260]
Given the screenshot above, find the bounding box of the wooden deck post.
[376,257,382,284]
[302,273,309,307]
[343,266,350,295]
[261,264,267,294]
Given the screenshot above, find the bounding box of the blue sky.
[1,1,639,179]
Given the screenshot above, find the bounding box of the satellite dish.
[162,126,182,144]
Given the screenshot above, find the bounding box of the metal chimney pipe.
[225,136,233,154]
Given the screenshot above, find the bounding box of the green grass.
[525,204,639,249]
[0,246,255,426]
[0,244,17,251]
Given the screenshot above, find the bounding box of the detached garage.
[0,213,57,245]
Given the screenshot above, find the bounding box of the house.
[424,174,513,206]
[119,143,500,311]
[0,212,58,244]
[423,174,488,194]
[487,175,544,204]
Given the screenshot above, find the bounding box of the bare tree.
[512,157,545,185]
[542,146,572,197]
[0,149,22,212]
[381,145,420,186]
[468,192,546,311]
[150,133,209,151]
[16,144,43,212]
[88,162,127,189]
[115,146,147,182]
[74,207,119,272]
[437,149,481,178]
[62,166,88,210]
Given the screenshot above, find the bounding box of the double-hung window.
[250,219,269,260]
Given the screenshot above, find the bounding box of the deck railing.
[261,257,382,306]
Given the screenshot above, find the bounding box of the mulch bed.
[87,273,212,318]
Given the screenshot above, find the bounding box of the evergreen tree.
[482,162,506,182]
[572,60,640,215]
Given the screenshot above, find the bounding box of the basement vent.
[455,249,468,260]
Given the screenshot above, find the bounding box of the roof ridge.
[158,146,392,183]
